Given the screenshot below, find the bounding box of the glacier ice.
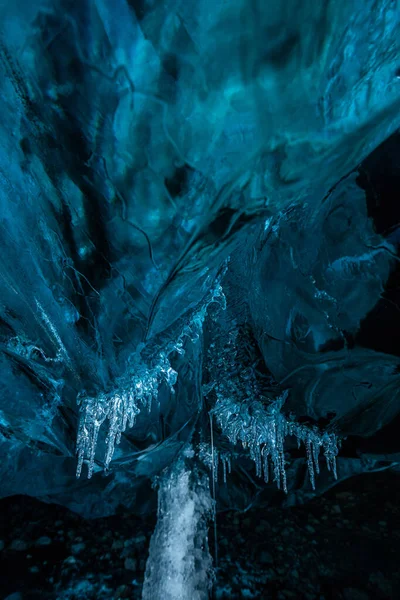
[213,391,338,492]
[142,451,213,600]
[204,324,339,492]
[0,4,399,597]
[76,270,227,478]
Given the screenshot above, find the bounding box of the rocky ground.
[0,470,399,600]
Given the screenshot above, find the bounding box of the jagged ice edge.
[212,391,339,492]
[76,277,226,478]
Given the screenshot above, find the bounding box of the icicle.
[222,454,232,484]
[281,453,287,494]
[312,439,320,475]
[305,435,315,491]
[76,274,226,477]
[323,434,338,480]
[213,390,339,493]
[333,457,338,480]
[263,448,270,483]
[222,457,227,484]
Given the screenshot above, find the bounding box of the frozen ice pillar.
[142,451,213,600]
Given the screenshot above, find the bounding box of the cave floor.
[0,470,399,600]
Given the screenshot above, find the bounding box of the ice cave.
[0,1,400,598]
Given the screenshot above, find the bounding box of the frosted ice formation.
[198,442,232,485]
[142,452,213,600]
[76,275,226,477]
[213,392,338,492]
[205,325,338,491]
[0,0,399,523]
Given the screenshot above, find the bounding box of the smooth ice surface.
[0,0,399,517]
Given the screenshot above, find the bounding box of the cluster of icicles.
[76,279,226,478]
[76,271,339,491]
[213,390,339,492]
[198,442,232,484]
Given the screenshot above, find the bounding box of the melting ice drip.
[76,277,226,478]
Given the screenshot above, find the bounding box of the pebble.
[9,540,28,551]
[133,534,146,546]
[35,536,51,546]
[114,584,131,599]
[72,542,86,554]
[124,558,137,571]
[64,555,77,565]
[305,525,316,534]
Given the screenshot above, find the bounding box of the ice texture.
[0,0,399,519]
[142,453,213,600]
[213,392,338,492]
[76,273,226,478]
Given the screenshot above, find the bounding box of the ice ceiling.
[1,0,400,519]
